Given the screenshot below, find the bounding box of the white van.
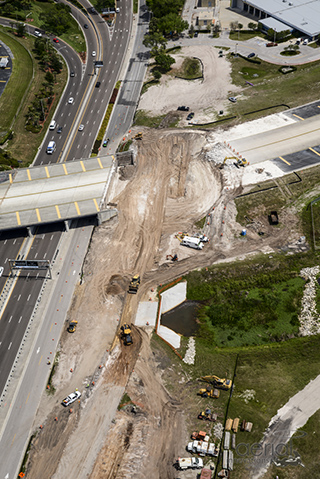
[49,120,56,130]
[181,236,204,250]
[303,38,308,45]
[46,141,56,154]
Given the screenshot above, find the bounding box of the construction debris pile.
[299,265,320,336]
[183,337,196,364]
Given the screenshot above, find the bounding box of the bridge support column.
[97,213,102,226]
[64,220,70,232]
[27,226,35,237]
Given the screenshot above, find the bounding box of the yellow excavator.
[220,156,247,169]
[220,156,237,169]
[200,375,232,390]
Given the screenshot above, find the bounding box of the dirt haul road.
[24,130,301,479]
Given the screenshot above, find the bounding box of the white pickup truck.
[177,457,203,470]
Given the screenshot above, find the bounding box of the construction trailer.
[176,457,203,470]
[181,236,204,250]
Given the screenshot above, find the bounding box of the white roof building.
[232,0,320,37]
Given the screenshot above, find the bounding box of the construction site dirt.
[24,130,303,479]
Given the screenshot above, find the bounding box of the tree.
[155,13,188,37]
[248,22,257,31]
[40,4,72,35]
[16,22,26,37]
[189,24,195,37]
[238,23,243,30]
[143,32,167,56]
[146,0,184,18]
[229,21,238,31]
[45,71,54,84]
[153,69,162,80]
[154,52,175,72]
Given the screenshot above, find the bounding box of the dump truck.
[128,274,140,294]
[200,375,232,390]
[121,323,133,345]
[191,430,207,441]
[176,457,203,470]
[67,320,78,333]
[198,385,220,399]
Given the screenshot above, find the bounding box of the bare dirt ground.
[24,128,303,479]
[138,45,242,123]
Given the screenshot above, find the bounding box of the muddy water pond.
[161,300,200,337]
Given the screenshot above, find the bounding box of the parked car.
[84,23,89,29]
[103,138,109,147]
[96,81,101,88]
[68,97,74,104]
[266,42,278,47]
[57,126,62,134]
[79,124,84,131]
[70,71,75,77]
[187,112,194,121]
[116,7,120,12]
[92,51,96,57]
[228,97,237,103]
[53,37,59,43]
[34,30,42,37]
[303,39,308,45]
[194,31,198,37]
[177,106,189,111]
[247,52,255,58]
[61,390,81,407]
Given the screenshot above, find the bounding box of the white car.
[62,390,81,407]
[34,30,42,37]
[116,7,120,12]
[0,266,4,277]
[78,124,84,131]
[228,96,237,103]
[92,51,96,57]
[68,97,74,104]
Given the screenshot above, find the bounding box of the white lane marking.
[37,347,40,354]
[8,342,12,350]
[4,239,7,245]
[27,294,31,301]
[43,252,47,259]
[5,257,8,263]
[9,315,12,323]
[50,235,54,241]
[13,239,16,245]
[17,294,21,301]
[19,316,22,323]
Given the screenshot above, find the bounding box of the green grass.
[311,199,320,248]
[175,57,202,79]
[195,216,206,229]
[133,0,139,13]
[229,31,258,41]
[134,110,165,128]
[0,29,33,135]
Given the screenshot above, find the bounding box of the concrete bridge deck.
[0,156,116,231]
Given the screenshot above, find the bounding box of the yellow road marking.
[63,164,68,175]
[26,392,30,404]
[0,80,6,83]
[35,208,41,222]
[97,157,103,169]
[49,323,53,332]
[45,166,50,178]
[27,169,31,181]
[309,147,320,157]
[39,355,43,366]
[80,161,86,172]
[55,205,61,219]
[11,434,16,445]
[93,198,100,212]
[11,163,107,185]
[279,156,291,165]
[292,114,305,121]
[74,201,80,215]
[9,173,12,184]
[16,211,21,225]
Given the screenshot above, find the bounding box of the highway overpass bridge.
[0,156,117,233]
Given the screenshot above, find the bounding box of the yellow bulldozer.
[200,375,232,390]
[128,274,140,294]
[121,323,133,346]
[67,320,78,333]
[133,132,143,140]
[198,385,220,399]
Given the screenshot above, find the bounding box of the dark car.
[266,42,278,47]
[57,126,62,134]
[103,138,109,147]
[70,71,75,77]
[186,112,194,121]
[177,106,189,111]
[194,32,198,37]
[84,24,89,29]
[247,52,255,58]
[96,81,101,88]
